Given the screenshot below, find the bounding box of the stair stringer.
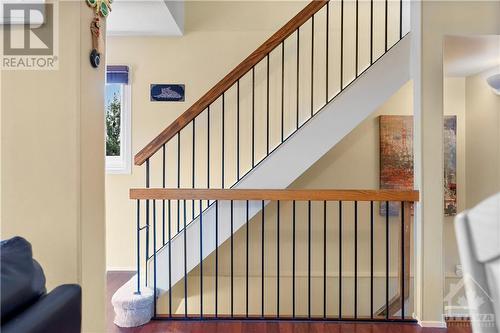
[147,34,412,294]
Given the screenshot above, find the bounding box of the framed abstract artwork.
[444,116,457,216]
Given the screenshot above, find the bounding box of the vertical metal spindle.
[401,201,405,319]
[277,200,280,318]
[200,200,203,318]
[162,145,166,245]
[230,200,234,317]
[136,200,141,295]
[355,0,358,77]
[340,0,344,90]
[207,106,210,207]
[385,0,388,52]
[308,200,312,319]
[370,0,374,64]
[261,200,265,318]
[153,200,157,317]
[326,2,329,103]
[310,16,314,118]
[400,0,403,39]
[192,119,196,220]
[252,68,255,168]
[370,200,374,319]
[292,200,296,318]
[385,200,390,319]
[296,28,300,130]
[323,200,327,319]
[222,93,225,189]
[266,54,270,155]
[215,200,219,318]
[177,133,181,232]
[183,200,187,317]
[339,200,342,319]
[281,42,285,143]
[246,200,249,318]
[354,201,358,319]
[168,199,172,317]
[237,80,240,181]
[145,159,150,285]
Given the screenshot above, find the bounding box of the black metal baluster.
[153,200,157,317]
[215,200,219,318]
[184,200,188,317]
[281,42,285,143]
[192,120,196,220]
[355,0,358,77]
[385,0,388,52]
[400,0,403,39]
[200,200,203,318]
[370,0,374,64]
[237,80,240,181]
[252,68,255,168]
[266,54,270,155]
[177,133,181,233]
[136,200,141,294]
[145,159,150,285]
[168,199,172,318]
[222,93,225,189]
[162,145,166,245]
[339,200,342,319]
[261,200,265,318]
[311,16,314,118]
[277,200,280,318]
[401,201,405,319]
[296,28,300,130]
[354,201,358,319]
[246,200,249,318]
[340,0,344,90]
[385,200,389,319]
[326,2,329,103]
[323,200,327,319]
[370,201,374,319]
[230,200,234,317]
[308,200,312,319]
[292,200,296,318]
[207,106,210,207]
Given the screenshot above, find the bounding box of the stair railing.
[131,188,418,320]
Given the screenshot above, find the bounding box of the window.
[105,65,131,174]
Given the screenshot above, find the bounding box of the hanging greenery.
[86,0,113,18]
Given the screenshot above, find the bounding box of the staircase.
[114,0,415,326]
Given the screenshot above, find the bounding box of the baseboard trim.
[417,319,447,328]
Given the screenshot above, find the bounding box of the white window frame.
[106,83,132,174]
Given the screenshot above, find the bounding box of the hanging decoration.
[86,0,113,68]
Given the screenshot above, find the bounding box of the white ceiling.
[107,0,184,36]
[444,35,500,77]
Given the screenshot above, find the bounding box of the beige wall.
[412,1,500,324]
[465,72,500,207]
[0,2,106,332]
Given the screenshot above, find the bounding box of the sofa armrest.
[1,284,81,333]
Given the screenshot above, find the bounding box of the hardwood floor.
[107,271,470,333]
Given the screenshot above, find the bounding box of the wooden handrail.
[134,0,329,166]
[130,188,419,202]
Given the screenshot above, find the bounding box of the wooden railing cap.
[130,188,420,202]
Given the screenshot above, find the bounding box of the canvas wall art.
[444,116,457,216]
[379,116,414,216]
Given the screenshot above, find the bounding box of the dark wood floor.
[107,272,471,333]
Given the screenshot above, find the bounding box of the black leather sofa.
[1,237,81,333]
